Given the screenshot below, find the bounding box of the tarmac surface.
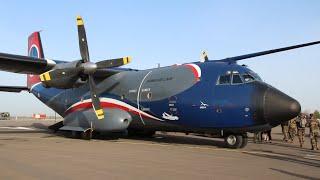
[0,120,319,180]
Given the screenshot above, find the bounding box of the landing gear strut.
[224,133,248,149]
[81,129,93,140]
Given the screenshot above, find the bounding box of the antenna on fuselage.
[200,50,209,62]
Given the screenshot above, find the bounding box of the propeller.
[76,16,104,120]
[76,15,133,120]
[39,16,131,119]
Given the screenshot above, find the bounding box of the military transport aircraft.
[0,16,318,148]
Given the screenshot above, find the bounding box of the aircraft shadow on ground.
[262,141,319,154]
[270,168,320,180]
[243,151,320,168]
[74,131,226,148]
[122,134,226,148]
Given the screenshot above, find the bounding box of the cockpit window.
[242,74,255,83]
[218,75,231,85]
[232,74,243,84]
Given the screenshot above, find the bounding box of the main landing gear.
[224,133,248,149]
[70,129,93,140]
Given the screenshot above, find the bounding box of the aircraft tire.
[224,133,243,149]
[81,130,92,140]
[71,131,80,139]
[239,136,248,148]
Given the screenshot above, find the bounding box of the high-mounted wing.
[0,52,57,74]
[213,41,320,63]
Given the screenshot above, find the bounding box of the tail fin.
[27,32,45,88]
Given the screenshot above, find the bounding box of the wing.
[0,52,58,74]
[214,41,320,63]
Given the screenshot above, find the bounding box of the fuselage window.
[232,74,243,84]
[218,75,231,85]
[242,74,254,83]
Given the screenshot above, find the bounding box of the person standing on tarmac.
[253,132,262,143]
[296,113,307,148]
[281,121,289,142]
[307,114,320,150]
[288,117,297,143]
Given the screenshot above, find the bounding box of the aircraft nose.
[264,88,301,126]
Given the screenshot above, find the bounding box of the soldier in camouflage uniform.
[288,117,297,143]
[281,121,289,142]
[295,113,307,147]
[307,114,320,150]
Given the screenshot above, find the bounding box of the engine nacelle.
[41,76,87,89]
[63,108,132,132]
[40,60,87,89]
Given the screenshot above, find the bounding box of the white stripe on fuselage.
[137,71,153,125]
[185,63,201,78]
[30,82,42,92]
[66,97,163,121]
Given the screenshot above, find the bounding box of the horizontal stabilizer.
[0,86,29,93]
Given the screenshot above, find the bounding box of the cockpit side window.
[218,75,231,85]
[242,74,254,83]
[232,74,243,84]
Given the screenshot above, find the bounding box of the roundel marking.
[29,45,39,58]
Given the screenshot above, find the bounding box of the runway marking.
[304,154,320,160]
[0,127,35,130]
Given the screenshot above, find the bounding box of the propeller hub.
[81,62,97,75]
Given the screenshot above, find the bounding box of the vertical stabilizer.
[27,32,45,89]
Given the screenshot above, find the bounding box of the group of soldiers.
[281,113,320,150]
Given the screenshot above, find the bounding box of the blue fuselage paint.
[30,61,271,133]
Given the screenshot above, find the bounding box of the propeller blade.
[89,75,104,120]
[39,67,83,82]
[202,51,209,62]
[96,57,131,69]
[77,15,90,63]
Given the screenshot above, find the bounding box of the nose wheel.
[224,133,248,149]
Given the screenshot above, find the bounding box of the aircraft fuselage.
[31,61,300,134]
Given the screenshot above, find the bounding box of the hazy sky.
[0,1,319,116]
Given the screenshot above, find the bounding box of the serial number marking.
[142,88,151,92]
[129,89,137,93]
[147,77,173,83]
